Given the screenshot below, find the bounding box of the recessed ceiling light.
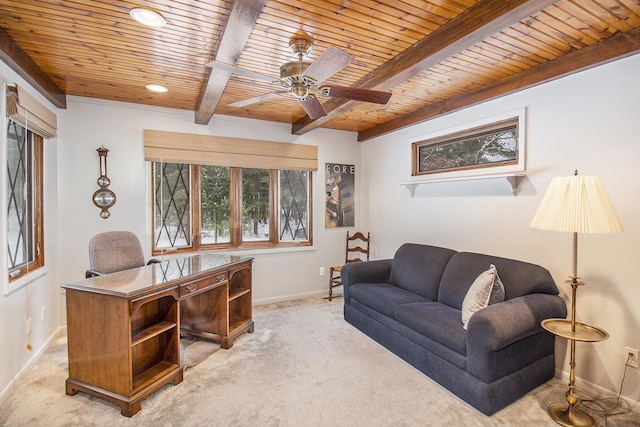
[130,8,166,28]
[145,84,168,93]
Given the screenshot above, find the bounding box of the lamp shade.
[530,174,623,234]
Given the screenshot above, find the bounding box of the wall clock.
[93,146,116,218]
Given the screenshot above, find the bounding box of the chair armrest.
[147,258,162,265]
[85,269,103,278]
[341,259,392,304]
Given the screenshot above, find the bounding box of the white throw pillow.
[461,264,505,330]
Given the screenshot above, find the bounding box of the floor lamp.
[530,170,623,427]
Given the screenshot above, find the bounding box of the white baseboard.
[0,326,65,405]
[253,290,329,306]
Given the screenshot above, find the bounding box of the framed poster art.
[325,163,355,228]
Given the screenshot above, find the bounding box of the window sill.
[218,245,316,257]
[4,266,48,295]
[152,245,316,262]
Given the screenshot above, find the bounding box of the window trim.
[408,108,526,182]
[151,164,312,256]
[3,125,45,293]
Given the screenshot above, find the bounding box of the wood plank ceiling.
[1,0,639,141]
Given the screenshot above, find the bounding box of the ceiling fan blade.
[303,46,354,84]
[320,85,392,104]
[206,60,276,83]
[299,95,327,119]
[229,91,289,107]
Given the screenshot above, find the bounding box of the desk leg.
[221,320,255,349]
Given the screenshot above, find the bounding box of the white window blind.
[144,129,318,171]
[5,84,57,139]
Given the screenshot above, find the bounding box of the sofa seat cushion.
[348,299,468,371]
[348,283,430,317]
[394,302,467,355]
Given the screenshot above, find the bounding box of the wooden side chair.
[329,231,370,301]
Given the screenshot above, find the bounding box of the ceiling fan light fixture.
[291,84,309,100]
[145,84,168,93]
[130,8,166,28]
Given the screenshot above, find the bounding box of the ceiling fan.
[207,32,392,119]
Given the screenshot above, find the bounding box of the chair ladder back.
[344,231,370,264]
[329,231,370,301]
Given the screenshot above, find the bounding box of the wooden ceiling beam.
[291,0,558,136]
[194,0,268,125]
[0,27,66,109]
[358,27,640,142]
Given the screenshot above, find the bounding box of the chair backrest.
[88,231,146,274]
[344,231,370,264]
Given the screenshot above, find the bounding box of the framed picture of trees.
[411,109,525,179]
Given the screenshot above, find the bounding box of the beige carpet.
[1,296,638,426]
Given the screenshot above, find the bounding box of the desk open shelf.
[132,321,176,346]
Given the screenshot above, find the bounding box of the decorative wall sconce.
[92,146,116,218]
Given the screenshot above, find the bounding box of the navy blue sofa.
[341,243,567,415]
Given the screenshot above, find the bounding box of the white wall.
[0,63,60,401]
[56,98,362,304]
[362,53,640,404]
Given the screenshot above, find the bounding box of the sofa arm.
[468,293,567,350]
[341,259,392,304]
[466,293,567,382]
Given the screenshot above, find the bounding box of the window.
[413,118,519,176]
[3,83,56,292]
[410,111,525,179]
[279,170,309,241]
[6,119,44,282]
[152,163,311,253]
[200,165,230,244]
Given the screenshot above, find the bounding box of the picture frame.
[409,109,525,181]
[325,163,355,228]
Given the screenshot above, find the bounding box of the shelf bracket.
[506,174,525,195]
[404,183,418,197]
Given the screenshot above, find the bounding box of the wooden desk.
[62,253,253,417]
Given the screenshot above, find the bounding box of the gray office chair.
[85,231,158,278]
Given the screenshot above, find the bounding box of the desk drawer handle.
[185,283,197,293]
[216,274,225,282]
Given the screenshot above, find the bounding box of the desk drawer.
[179,272,228,297]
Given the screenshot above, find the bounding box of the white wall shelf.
[401,173,526,197]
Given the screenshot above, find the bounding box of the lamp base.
[548,403,595,427]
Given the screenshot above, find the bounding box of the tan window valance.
[144,129,318,171]
[5,84,57,139]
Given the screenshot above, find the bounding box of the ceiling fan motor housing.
[280,60,316,100]
[280,61,311,83]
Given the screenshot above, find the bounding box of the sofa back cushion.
[389,243,457,300]
[438,252,559,310]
